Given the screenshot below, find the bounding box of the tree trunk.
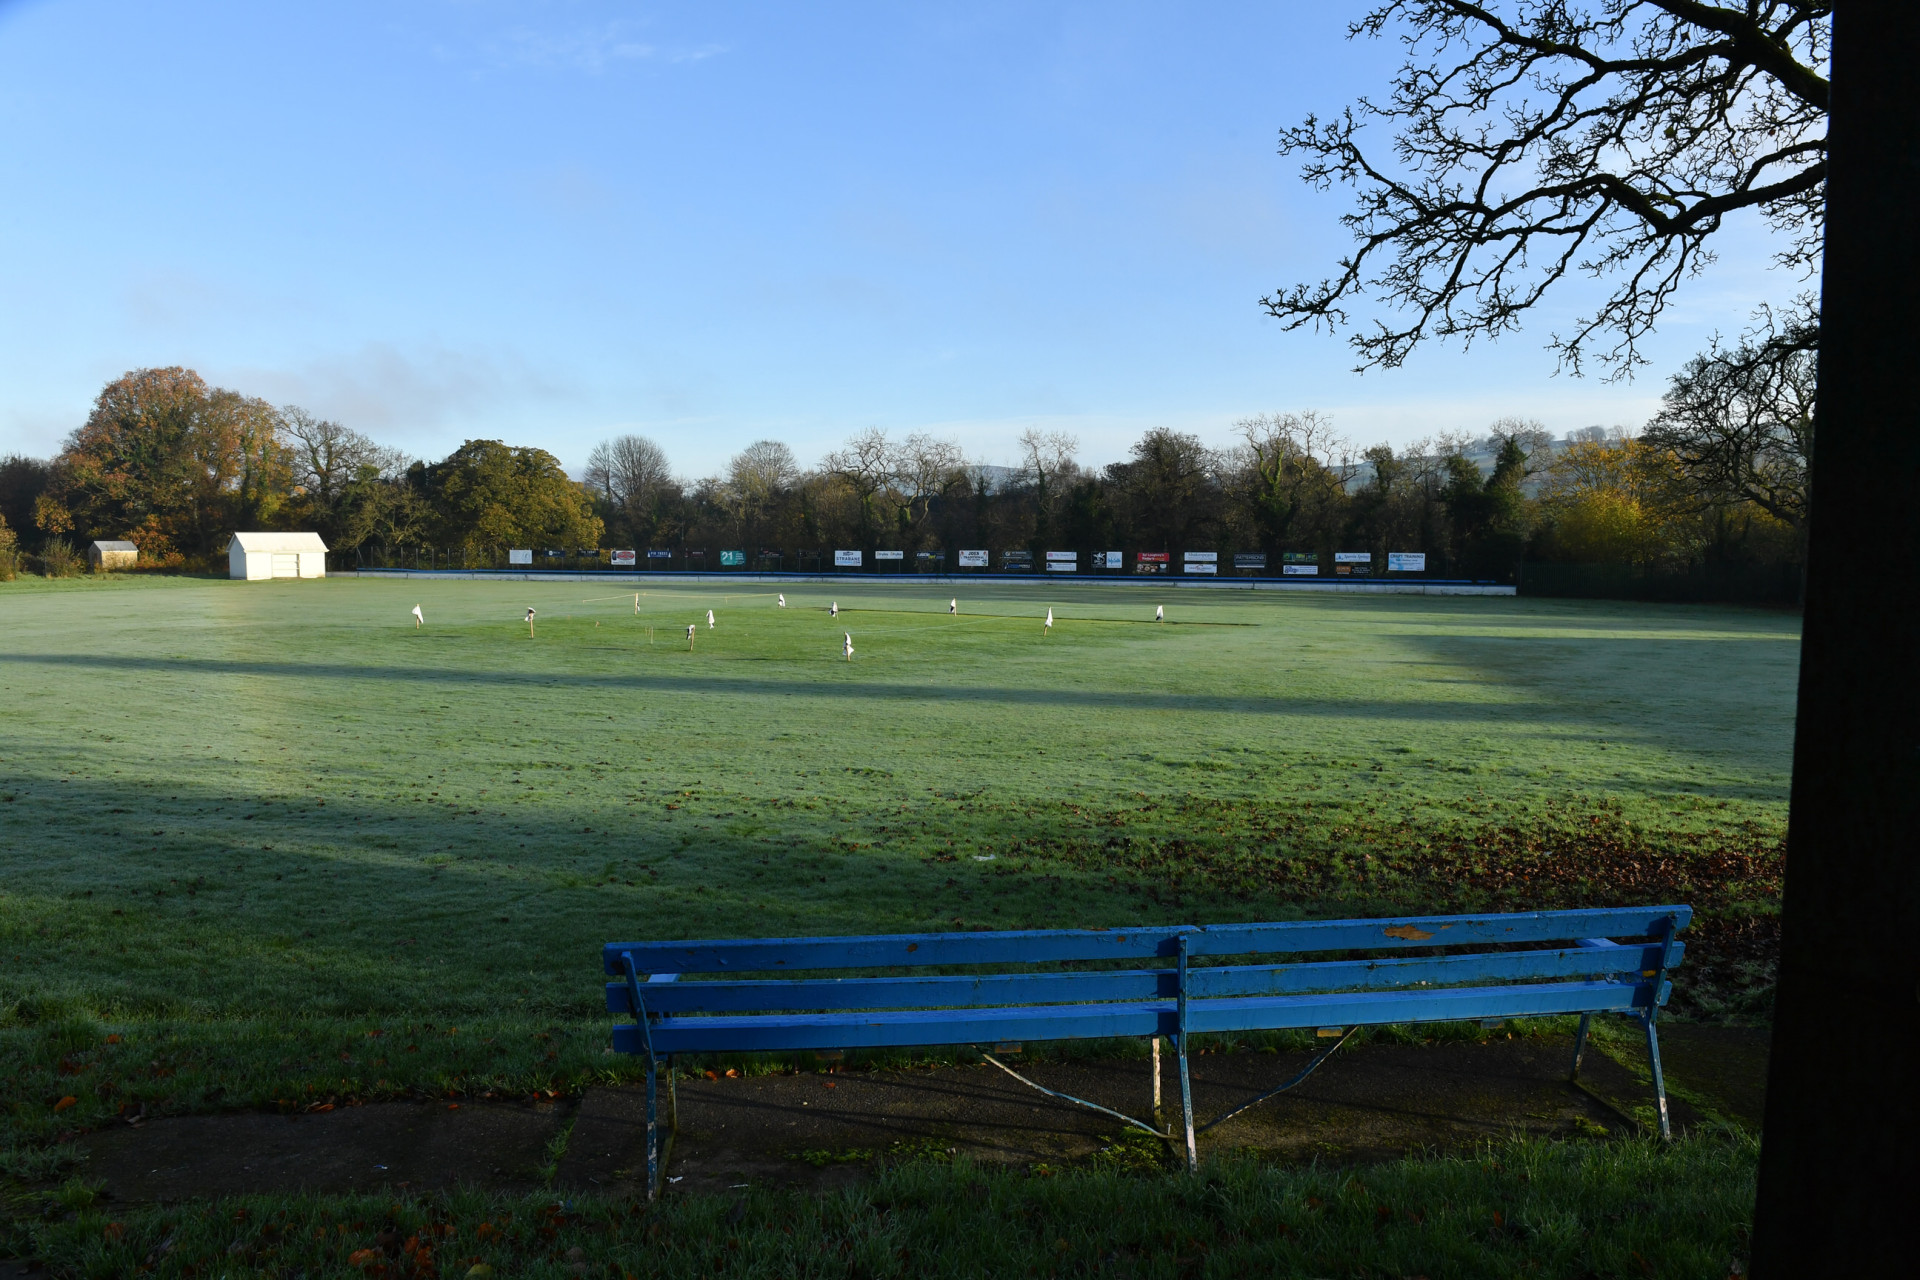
[1750,5,1920,1274]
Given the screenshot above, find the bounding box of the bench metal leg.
[1151,1036,1162,1127]
[644,1056,659,1199]
[1569,1012,1592,1081]
[1174,935,1196,1172]
[1176,1035,1196,1173]
[1193,1026,1355,1135]
[1643,1013,1671,1141]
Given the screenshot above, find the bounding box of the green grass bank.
[0,576,1795,1160]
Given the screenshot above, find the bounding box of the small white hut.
[229,531,328,581]
[87,540,138,571]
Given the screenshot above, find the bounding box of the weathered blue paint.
[603,941,1685,1015]
[603,906,1690,1171]
[601,907,1692,976]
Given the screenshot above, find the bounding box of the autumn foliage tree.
[37,367,292,561]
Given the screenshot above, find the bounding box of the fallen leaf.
[53,1096,77,1112]
[103,1222,125,1241]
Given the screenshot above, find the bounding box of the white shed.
[229,531,329,581]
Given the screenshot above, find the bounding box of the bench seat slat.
[604,941,1682,1015]
[601,906,1690,976]
[610,978,1655,1055]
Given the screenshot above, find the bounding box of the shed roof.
[230,531,329,553]
[90,540,138,552]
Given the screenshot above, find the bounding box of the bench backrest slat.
[610,977,1657,1055]
[601,906,1689,977]
[605,940,1681,1015]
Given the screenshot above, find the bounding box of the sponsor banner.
[610,549,636,567]
[544,549,565,558]
[1334,551,1372,564]
[1002,550,1034,570]
[834,549,863,567]
[1047,562,1075,572]
[720,549,745,566]
[875,549,904,561]
[508,549,533,565]
[647,549,673,559]
[1046,550,1076,561]
[1283,564,1319,576]
[1186,562,1218,575]
[1387,551,1427,572]
[1233,552,1267,570]
[1137,551,1170,563]
[1099,551,1123,570]
[958,549,989,568]
[1183,550,1218,563]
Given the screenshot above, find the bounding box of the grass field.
[0,575,1797,1164]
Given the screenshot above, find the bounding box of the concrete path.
[74,1026,1766,1204]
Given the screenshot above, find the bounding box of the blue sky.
[0,1,1796,477]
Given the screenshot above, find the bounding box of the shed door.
[271,554,299,578]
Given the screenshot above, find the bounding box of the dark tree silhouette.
[1750,7,1915,1275]
[1264,2,1829,376]
[1266,5,1911,1270]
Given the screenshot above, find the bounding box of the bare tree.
[1643,320,1815,526]
[1263,2,1829,377]
[889,433,967,547]
[1231,411,1355,553]
[279,407,399,513]
[824,428,896,549]
[1017,429,1080,550]
[585,434,676,543]
[585,435,674,511]
[724,440,800,548]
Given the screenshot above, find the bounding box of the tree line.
[1,350,1808,585]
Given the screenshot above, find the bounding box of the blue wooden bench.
[603,904,1687,1196]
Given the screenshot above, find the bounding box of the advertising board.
[957,549,989,568]
[647,549,672,560]
[1045,551,1076,572]
[1099,551,1123,570]
[1334,552,1371,563]
[1283,564,1318,575]
[1003,550,1034,570]
[509,549,532,565]
[1183,550,1218,562]
[1233,552,1267,570]
[833,549,863,567]
[1136,551,1169,574]
[1387,552,1427,572]
[720,550,745,566]
[875,549,904,561]
[610,549,636,567]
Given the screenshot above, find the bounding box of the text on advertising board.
[833,550,862,567]
[1387,552,1427,572]
[509,549,533,565]
[610,549,636,566]
[957,549,989,568]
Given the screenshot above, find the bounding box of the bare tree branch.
[1266,1,1829,377]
